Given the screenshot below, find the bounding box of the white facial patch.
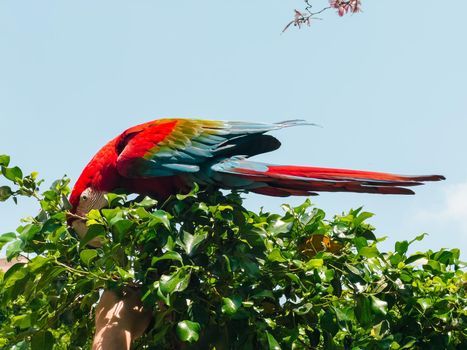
[72,187,108,247]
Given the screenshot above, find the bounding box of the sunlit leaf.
[80,249,98,266]
[176,320,200,343]
[266,332,282,350]
[160,268,191,294]
[2,166,23,182]
[0,154,10,167]
[222,296,242,315]
[151,251,183,265]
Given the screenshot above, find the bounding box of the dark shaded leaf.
[355,295,372,327]
[31,331,54,350]
[80,224,106,247]
[112,219,134,242]
[0,185,13,201]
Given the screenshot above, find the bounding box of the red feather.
[69,119,445,213]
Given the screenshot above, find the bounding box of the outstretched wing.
[116,118,310,178]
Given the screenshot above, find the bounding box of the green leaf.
[268,248,286,262]
[151,251,183,265]
[176,320,200,343]
[2,166,23,182]
[116,266,134,280]
[222,296,242,315]
[286,272,301,284]
[424,259,441,271]
[100,207,118,219]
[405,253,427,265]
[10,341,30,350]
[395,240,409,255]
[389,253,403,266]
[215,204,233,211]
[371,320,390,340]
[31,331,54,350]
[112,219,134,242]
[417,298,433,311]
[251,289,275,300]
[80,224,106,247]
[6,239,22,260]
[176,183,199,200]
[0,186,13,201]
[359,246,379,258]
[345,263,363,276]
[266,332,282,350]
[410,233,428,244]
[334,306,355,322]
[12,314,31,329]
[80,249,98,266]
[19,224,41,243]
[3,262,27,288]
[354,236,368,250]
[293,302,313,315]
[87,209,103,223]
[0,232,16,249]
[179,231,207,256]
[269,219,292,234]
[36,266,66,290]
[105,192,127,206]
[160,268,191,294]
[0,154,10,166]
[27,256,52,272]
[370,295,388,316]
[305,258,324,269]
[355,295,373,327]
[149,210,171,229]
[136,196,158,207]
[354,211,374,226]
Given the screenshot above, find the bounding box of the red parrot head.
[68,137,122,245]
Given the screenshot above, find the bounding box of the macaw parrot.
[69,118,444,239]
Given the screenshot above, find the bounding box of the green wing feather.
[116,118,309,178]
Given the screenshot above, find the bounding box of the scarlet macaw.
[69,118,444,238]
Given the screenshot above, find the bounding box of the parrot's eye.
[81,191,89,201]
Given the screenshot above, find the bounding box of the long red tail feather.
[215,160,445,197]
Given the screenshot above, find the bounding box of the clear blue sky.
[1,1,466,258]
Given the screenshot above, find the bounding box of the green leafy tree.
[0,154,466,349]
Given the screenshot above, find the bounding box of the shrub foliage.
[0,154,466,349]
